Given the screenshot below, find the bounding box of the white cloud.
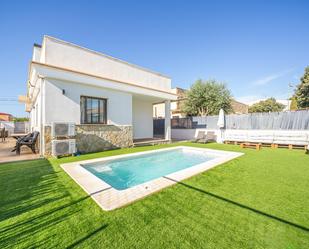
[236,93,290,106]
[252,68,294,86]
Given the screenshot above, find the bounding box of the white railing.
[0,121,30,135]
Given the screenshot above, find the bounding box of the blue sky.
[1,0,308,116]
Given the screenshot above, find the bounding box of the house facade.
[0,113,13,121]
[21,36,176,155]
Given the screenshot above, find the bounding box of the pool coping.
[61,146,243,211]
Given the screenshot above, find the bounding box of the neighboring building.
[153,87,248,117]
[0,112,13,121]
[230,99,248,114]
[20,36,176,155]
[153,87,187,118]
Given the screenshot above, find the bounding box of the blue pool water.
[83,148,215,190]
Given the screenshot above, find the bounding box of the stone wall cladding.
[43,124,133,156]
[75,125,133,154]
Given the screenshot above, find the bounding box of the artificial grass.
[0,142,308,248]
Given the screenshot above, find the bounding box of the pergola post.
[165,100,171,140]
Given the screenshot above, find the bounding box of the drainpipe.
[39,77,45,157]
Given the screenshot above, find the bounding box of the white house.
[21,36,177,155]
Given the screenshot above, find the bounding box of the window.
[81,96,107,124]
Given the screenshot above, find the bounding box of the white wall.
[172,128,221,142]
[132,98,153,139]
[43,36,172,92]
[43,78,133,126]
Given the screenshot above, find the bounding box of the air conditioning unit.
[51,122,75,137]
[52,139,76,157]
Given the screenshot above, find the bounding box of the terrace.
[0,142,308,248]
[0,137,40,163]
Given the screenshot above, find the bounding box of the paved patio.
[0,137,40,163]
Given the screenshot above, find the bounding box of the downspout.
[39,77,45,157]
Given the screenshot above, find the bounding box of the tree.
[294,66,309,109]
[248,98,285,113]
[13,117,29,122]
[183,79,232,116]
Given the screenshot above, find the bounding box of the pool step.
[133,139,170,147]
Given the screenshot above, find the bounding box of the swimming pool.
[61,146,243,210]
[83,147,215,190]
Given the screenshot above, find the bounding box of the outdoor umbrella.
[217,109,225,143]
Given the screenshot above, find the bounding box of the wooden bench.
[272,144,307,150]
[240,142,261,150]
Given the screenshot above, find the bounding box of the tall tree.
[294,66,309,109]
[289,96,298,111]
[183,79,232,116]
[248,98,285,113]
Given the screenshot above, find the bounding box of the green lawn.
[0,142,309,249]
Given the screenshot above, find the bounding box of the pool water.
[83,148,215,190]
